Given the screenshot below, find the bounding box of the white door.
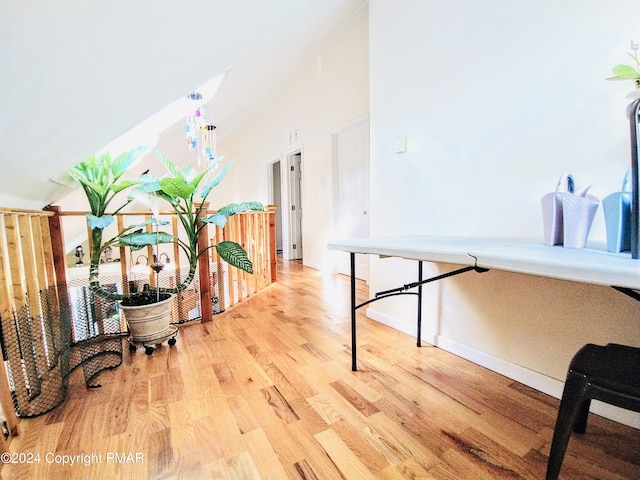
[334,115,370,280]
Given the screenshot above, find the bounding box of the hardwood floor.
[2,258,639,479]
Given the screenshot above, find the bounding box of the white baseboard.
[434,335,565,398]
[365,308,640,429]
[365,307,436,344]
[301,260,321,271]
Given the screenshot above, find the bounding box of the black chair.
[546,343,640,480]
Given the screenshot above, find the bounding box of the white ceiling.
[0,0,366,210]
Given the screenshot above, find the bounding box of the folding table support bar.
[349,252,489,371]
[612,286,640,303]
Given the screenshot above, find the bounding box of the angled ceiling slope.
[0,0,366,210]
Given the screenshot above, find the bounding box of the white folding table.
[327,235,640,371]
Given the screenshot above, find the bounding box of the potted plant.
[607,39,640,98]
[67,147,263,353]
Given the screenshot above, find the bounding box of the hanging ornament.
[185,92,217,169]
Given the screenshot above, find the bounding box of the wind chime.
[185,92,217,173]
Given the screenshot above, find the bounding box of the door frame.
[266,155,284,254]
[285,148,303,261]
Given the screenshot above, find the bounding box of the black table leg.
[347,255,487,371]
[350,252,357,371]
[417,261,423,347]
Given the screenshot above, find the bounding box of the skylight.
[97,72,226,157]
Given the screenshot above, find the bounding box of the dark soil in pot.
[120,292,172,307]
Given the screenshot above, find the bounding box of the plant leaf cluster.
[67,148,264,302]
[607,41,640,84]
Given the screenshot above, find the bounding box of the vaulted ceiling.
[0,0,366,210]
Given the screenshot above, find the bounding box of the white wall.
[216,5,369,270]
[369,0,640,425]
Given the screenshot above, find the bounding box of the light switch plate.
[395,135,407,154]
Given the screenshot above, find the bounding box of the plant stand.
[120,294,177,356]
[126,324,178,355]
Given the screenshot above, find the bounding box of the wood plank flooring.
[2,258,639,479]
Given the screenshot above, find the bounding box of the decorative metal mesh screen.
[1,289,71,418]
[0,264,222,418]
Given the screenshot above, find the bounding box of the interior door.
[334,115,370,280]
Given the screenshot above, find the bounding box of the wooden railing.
[55,205,278,320]
[211,206,278,309]
[0,208,58,449]
[0,204,277,447]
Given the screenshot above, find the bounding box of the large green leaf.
[84,181,108,197]
[68,155,107,190]
[111,146,147,178]
[216,241,253,273]
[159,176,195,199]
[117,231,175,247]
[611,64,640,79]
[188,168,209,192]
[112,178,144,194]
[66,167,88,184]
[201,160,234,199]
[154,149,181,177]
[131,180,163,196]
[201,202,264,228]
[87,214,114,230]
[216,202,265,217]
[202,213,228,228]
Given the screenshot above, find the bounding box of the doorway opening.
[287,150,303,261]
[270,160,283,254]
[268,149,303,262]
